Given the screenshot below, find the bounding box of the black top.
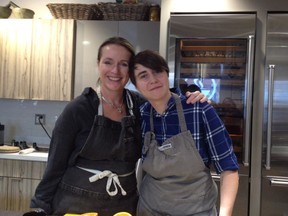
[31,87,145,213]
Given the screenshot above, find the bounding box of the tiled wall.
[0,99,68,146]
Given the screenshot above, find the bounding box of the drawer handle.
[270,178,288,187]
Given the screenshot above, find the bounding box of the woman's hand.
[185,91,211,104]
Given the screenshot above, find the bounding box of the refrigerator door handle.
[211,173,221,182]
[243,35,255,166]
[269,177,288,187]
[265,64,275,170]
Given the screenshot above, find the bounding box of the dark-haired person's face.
[134,63,170,102]
[98,44,131,92]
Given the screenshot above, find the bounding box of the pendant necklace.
[101,94,124,113]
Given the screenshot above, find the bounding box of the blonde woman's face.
[98,44,131,92]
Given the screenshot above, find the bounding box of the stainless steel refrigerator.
[168,13,257,216]
[261,13,288,216]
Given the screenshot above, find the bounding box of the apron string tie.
[77,166,134,196]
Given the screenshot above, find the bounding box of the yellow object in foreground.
[113,212,132,216]
[64,213,98,216]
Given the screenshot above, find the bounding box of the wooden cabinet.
[0,159,47,212]
[0,20,33,99]
[74,21,160,96]
[30,20,75,101]
[0,19,75,101]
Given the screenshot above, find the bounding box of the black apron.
[137,93,218,216]
[52,90,141,216]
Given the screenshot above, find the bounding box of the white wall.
[0,99,67,145]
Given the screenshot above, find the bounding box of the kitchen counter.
[0,210,24,216]
[0,210,25,216]
[0,151,48,162]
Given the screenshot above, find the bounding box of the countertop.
[0,210,24,216]
[0,151,48,162]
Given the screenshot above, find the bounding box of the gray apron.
[52,91,141,216]
[137,93,218,216]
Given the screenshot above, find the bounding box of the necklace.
[101,95,124,113]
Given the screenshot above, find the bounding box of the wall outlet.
[35,114,45,125]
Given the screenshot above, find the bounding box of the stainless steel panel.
[261,177,288,216]
[168,13,256,216]
[262,13,288,216]
[168,13,256,165]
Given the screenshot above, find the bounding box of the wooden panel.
[0,20,32,99]
[10,160,47,179]
[0,177,8,210]
[30,19,75,101]
[6,178,40,211]
[0,159,12,176]
[21,160,47,179]
[0,159,47,211]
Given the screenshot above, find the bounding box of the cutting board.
[0,145,20,153]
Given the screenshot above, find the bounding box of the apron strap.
[96,86,103,116]
[125,90,134,116]
[149,93,187,132]
[172,93,188,132]
[77,166,135,196]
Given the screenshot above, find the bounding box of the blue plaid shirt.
[140,93,239,174]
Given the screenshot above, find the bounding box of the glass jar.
[149,4,160,21]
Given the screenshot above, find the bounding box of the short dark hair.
[129,50,169,85]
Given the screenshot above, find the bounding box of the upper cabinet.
[30,20,75,101]
[0,20,33,99]
[74,21,160,96]
[0,19,75,101]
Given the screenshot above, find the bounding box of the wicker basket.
[98,3,149,21]
[47,3,103,20]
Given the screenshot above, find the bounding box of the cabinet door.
[0,20,32,99]
[6,177,41,211]
[74,21,118,97]
[0,159,47,211]
[30,19,75,101]
[0,177,8,210]
[119,21,160,91]
[118,21,160,53]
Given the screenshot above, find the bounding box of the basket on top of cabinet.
[47,3,103,20]
[97,2,149,21]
